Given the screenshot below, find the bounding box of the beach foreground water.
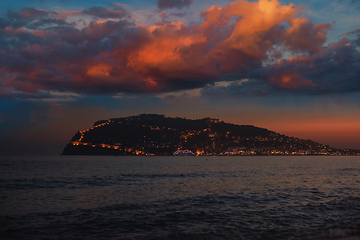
[0,156,359,240]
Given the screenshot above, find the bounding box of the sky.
[0,0,359,155]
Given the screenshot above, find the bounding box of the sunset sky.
[0,0,359,155]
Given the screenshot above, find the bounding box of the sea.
[0,156,359,240]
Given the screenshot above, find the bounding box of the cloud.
[158,11,187,22]
[0,0,359,98]
[56,6,130,19]
[261,37,360,94]
[201,79,274,98]
[157,0,194,10]
[338,28,360,37]
[3,7,56,28]
[83,6,129,19]
[6,7,51,19]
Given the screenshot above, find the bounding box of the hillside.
[62,114,358,156]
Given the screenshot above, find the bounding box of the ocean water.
[0,156,359,240]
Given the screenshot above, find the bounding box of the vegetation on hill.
[62,114,359,156]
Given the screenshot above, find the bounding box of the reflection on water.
[0,156,359,239]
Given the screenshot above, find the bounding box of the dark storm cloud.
[260,36,360,94]
[0,6,137,95]
[158,12,187,22]
[201,79,274,98]
[200,32,360,97]
[0,1,360,98]
[6,7,51,19]
[157,0,194,9]
[82,6,129,19]
[28,18,70,29]
[4,7,54,28]
[0,16,10,29]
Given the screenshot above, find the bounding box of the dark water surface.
[0,156,359,239]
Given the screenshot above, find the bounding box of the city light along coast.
[62,114,360,156]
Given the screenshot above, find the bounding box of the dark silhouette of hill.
[62,114,359,156]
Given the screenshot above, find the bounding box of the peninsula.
[62,114,359,156]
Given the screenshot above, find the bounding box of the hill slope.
[62,114,357,155]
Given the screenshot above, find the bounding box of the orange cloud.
[267,55,316,89]
[2,0,349,96]
[56,8,127,19]
[285,19,331,53]
[200,0,300,57]
[111,0,326,86]
[56,11,83,19]
[86,64,111,77]
[125,22,213,79]
[30,30,54,38]
[4,27,27,35]
[269,72,316,89]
